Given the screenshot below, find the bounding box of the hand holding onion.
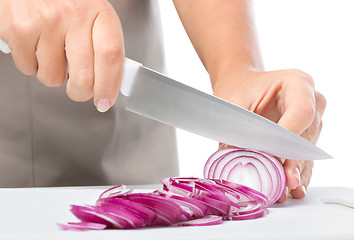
[212,69,326,202]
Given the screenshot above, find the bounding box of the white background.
[159,0,354,188]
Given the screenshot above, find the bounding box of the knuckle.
[9,21,34,43]
[98,43,125,63]
[41,8,61,28]
[62,1,88,23]
[62,1,80,17]
[283,69,315,86]
[286,68,305,76]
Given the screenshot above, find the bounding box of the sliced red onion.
[153,189,207,219]
[175,215,223,227]
[99,202,145,228]
[204,148,286,206]
[162,178,232,216]
[160,178,268,219]
[233,200,265,215]
[162,178,195,195]
[223,208,268,221]
[98,185,129,199]
[122,193,184,225]
[194,180,241,208]
[151,190,197,221]
[163,178,237,209]
[57,222,107,231]
[96,197,156,226]
[61,147,286,230]
[61,177,269,230]
[191,194,231,216]
[70,205,130,229]
[70,205,112,227]
[212,180,268,205]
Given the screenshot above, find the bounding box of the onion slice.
[57,222,107,231]
[175,215,223,226]
[98,185,128,199]
[96,197,157,226]
[122,193,184,225]
[70,205,130,229]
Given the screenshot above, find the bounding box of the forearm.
[173,0,263,88]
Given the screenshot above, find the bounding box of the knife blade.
[121,58,332,160]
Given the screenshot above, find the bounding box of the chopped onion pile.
[59,148,286,230]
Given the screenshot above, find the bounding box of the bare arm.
[173,0,263,87]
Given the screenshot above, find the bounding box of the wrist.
[209,63,262,94]
[207,61,263,91]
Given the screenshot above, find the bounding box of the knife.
[0,39,331,160]
[121,58,331,161]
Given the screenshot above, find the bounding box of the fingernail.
[96,99,111,113]
[294,166,301,186]
[301,185,307,195]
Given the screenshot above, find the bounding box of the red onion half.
[204,148,286,206]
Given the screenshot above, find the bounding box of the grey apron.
[0,0,178,187]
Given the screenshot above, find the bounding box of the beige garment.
[0,0,178,187]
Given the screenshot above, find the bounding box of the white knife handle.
[121,58,142,96]
[0,38,11,54]
[0,37,141,96]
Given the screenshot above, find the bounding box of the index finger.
[92,2,124,112]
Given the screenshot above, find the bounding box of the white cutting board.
[0,186,353,240]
